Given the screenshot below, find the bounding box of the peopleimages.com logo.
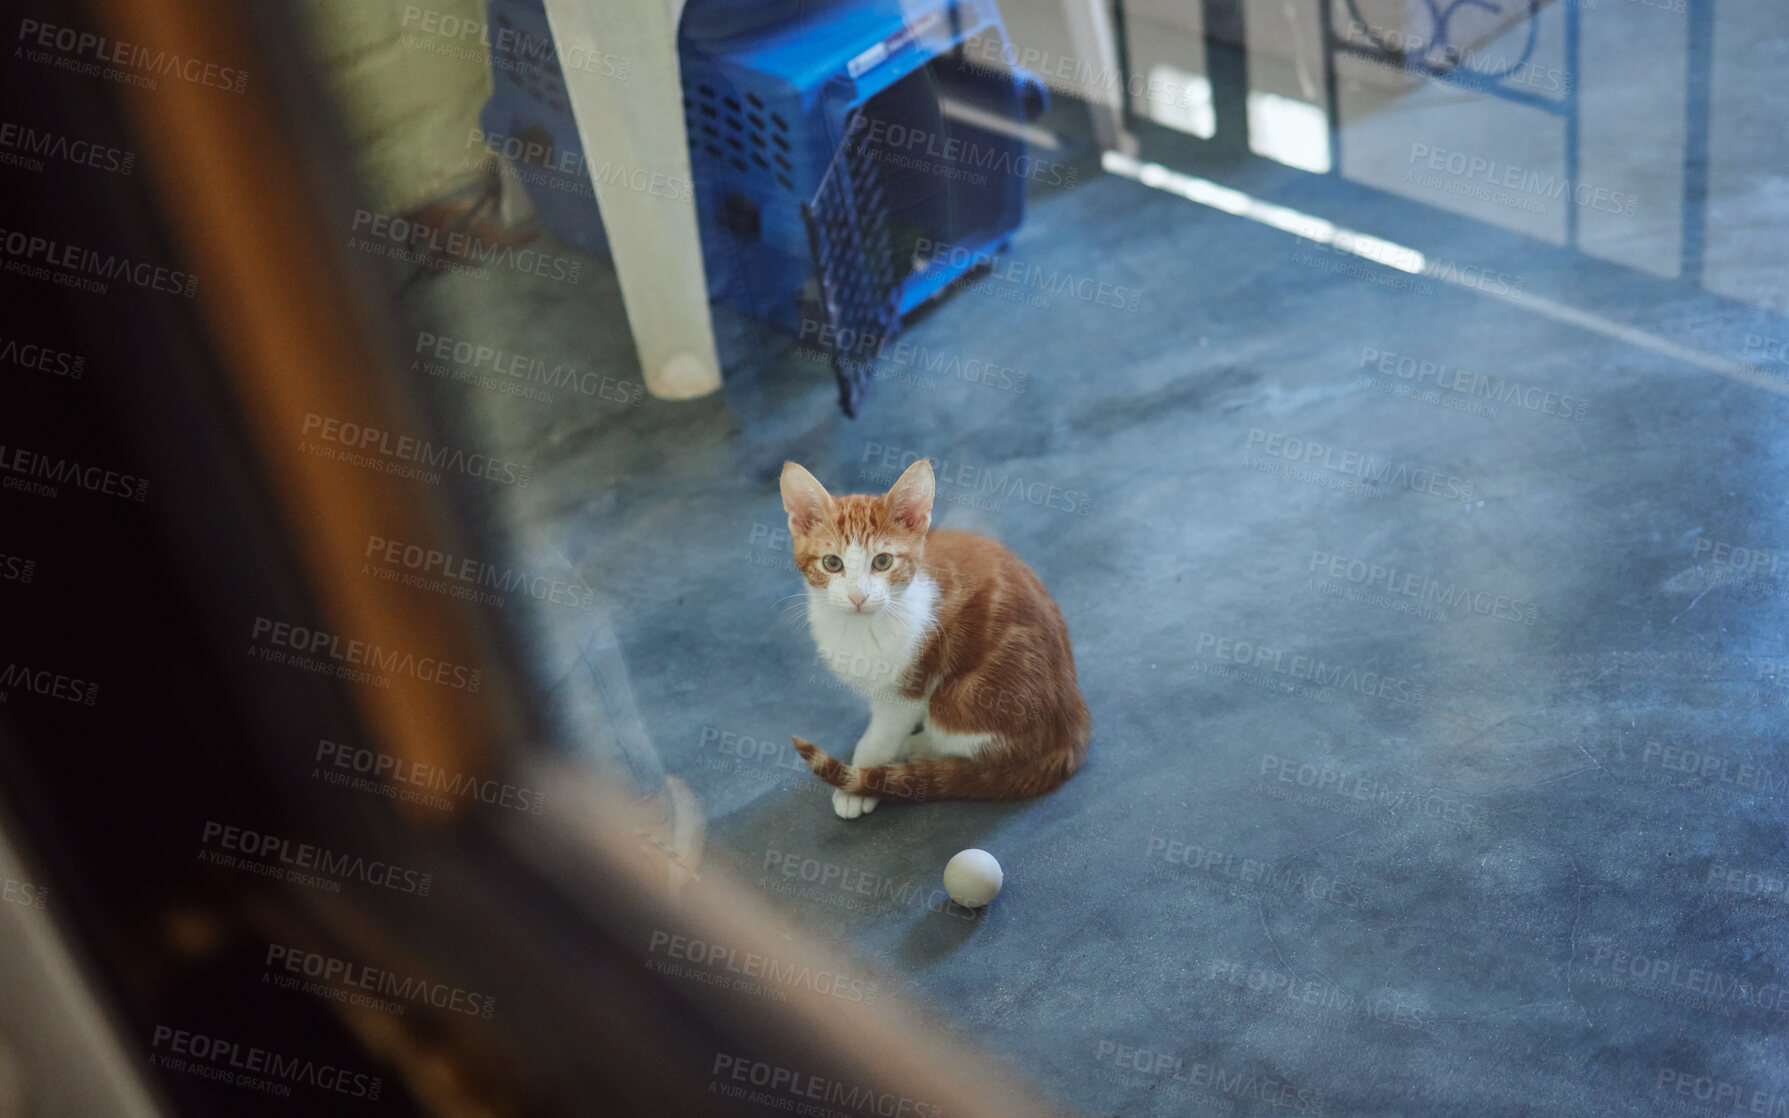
[709,1054,942,1117]
[0,225,197,296]
[264,943,496,1018]
[800,320,1031,394]
[1245,428,1476,503]
[198,821,433,896]
[249,616,482,692]
[363,533,595,612]
[1196,631,1427,705]
[0,552,35,584]
[299,413,531,489]
[313,738,544,814]
[1407,143,1637,217]
[915,236,1143,312]
[16,19,249,92]
[1656,1068,1788,1115]
[1308,549,1537,625]
[845,113,1077,188]
[0,661,99,707]
[3,878,47,909]
[860,442,1091,516]
[149,1026,380,1102]
[647,931,880,1005]
[0,333,84,379]
[412,331,644,407]
[0,442,148,502]
[349,209,583,284]
[404,8,629,80]
[1093,1040,1324,1111]
[1358,346,1588,420]
[0,120,134,175]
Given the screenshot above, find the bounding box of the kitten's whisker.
[775,593,812,632]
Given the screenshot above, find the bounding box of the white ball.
[943,849,1003,908]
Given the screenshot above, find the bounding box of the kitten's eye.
[871,553,893,571]
[822,555,843,572]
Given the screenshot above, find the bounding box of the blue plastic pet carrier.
[479,0,1048,415]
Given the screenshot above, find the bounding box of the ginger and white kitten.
[779,458,1090,819]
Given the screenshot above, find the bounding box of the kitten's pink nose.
[849,593,867,610]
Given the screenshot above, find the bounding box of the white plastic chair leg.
[541,0,723,400]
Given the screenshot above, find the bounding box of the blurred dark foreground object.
[0,0,1071,1115]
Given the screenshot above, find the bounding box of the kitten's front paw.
[832,788,879,819]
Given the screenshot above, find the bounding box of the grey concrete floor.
[410,30,1789,1116]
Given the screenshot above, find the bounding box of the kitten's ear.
[882,459,934,534]
[780,462,835,536]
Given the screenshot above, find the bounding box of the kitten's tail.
[790,737,1082,803]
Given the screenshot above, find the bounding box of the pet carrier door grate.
[802,108,902,418]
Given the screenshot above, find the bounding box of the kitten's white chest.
[808,575,937,699]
